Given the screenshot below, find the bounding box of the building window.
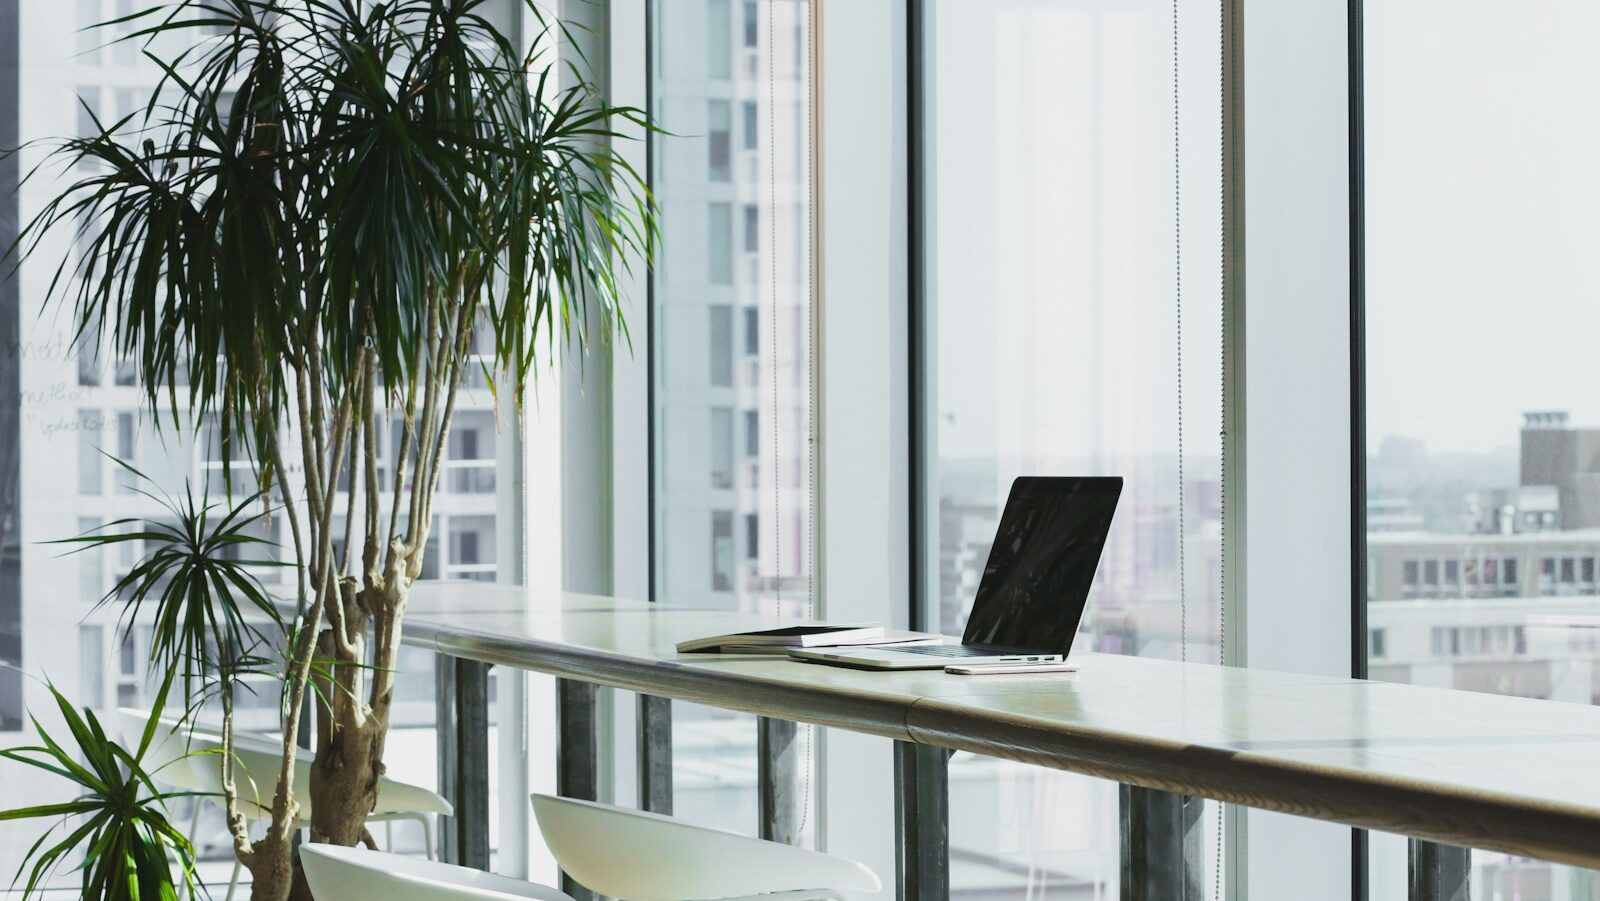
[711,511,734,592]
[1370,628,1386,659]
[78,517,102,601]
[707,0,732,80]
[79,626,104,709]
[708,101,732,182]
[1443,559,1459,587]
[119,632,137,677]
[744,306,759,355]
[708,202,733,285]
[446,516,496,581]
[742,100,758,150]
[78,410,103,494]
[743,203,760,253]
[742,0,759,48]
[708,305,734,387]
[710,407,734,489]
[114,412,136,493]
[1423,559,1439,587]
[744,513,759,561]
[744,410,759,458]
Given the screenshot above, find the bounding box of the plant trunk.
[281,589,405,901]
[307,713,390,845]
[245,824,298,901]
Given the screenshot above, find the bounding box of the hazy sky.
[930,0,1222,464]
[1365,0,1600,454]
[932,0,1599,462]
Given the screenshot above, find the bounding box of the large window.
[919,0,1223,894]
[1362,2,1600,897]
[0,0,522,883]
[650,0,814,838]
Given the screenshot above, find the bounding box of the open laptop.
[791,476,1123,670]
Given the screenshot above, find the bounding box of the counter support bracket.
[1120,785,1203,900]
[894,741,950,901]
[1409,839,1470,901]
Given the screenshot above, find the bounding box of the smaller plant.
[53,459,288,705]
[0,675,199,900]
[0,466,286,898]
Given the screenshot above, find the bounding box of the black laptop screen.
[961,476,1123,653]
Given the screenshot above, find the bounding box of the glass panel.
[652,0,814,842]
[655,0,814,614]
[1,2,525,882]
[1363,1,1600,895]
[921,0,1223,894]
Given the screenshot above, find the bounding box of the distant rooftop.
[1369,528,1600,546]
[1524,410,1572,429]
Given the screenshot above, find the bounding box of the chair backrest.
[117,707,451,821]
[530,794,881,901]
[115,707,218,792]
[300,844,574,901]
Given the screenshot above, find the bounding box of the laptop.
[791,476,1123,671]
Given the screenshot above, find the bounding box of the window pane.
[707,0,732,80]
[1364,2,1600,894]
[78,410,104,494]
[710,407,734,489]
[708,202,734,285]
[78,626,104,709]
[2,2,525,880]
[708,304,734,386]
[708,100,732,182]
[922,0,1223,894]
[652,0,814,842]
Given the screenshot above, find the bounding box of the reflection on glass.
[652,0,814,844]
[1364,2,1600,896]
[923,0,1222,894]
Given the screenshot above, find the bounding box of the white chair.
[116,709,452,899]
[530,794,882,901]
[300,844,576,901]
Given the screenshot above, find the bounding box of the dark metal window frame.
[1348,0,1369,897]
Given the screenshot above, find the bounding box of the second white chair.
[116,708,453,900]
[301,844,576,901]
[531,793,882,901]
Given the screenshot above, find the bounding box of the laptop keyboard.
[889,645,1027,658]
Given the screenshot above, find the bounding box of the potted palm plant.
[6,0,652,897]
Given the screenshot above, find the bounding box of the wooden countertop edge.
[905,699,1600,869]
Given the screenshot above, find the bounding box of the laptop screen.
[961,476,1123,653]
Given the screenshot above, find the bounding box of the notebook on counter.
[677,624,941,655]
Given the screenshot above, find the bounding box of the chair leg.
[225,858,242,901]
[186,801,204,901]
[422,813,436,861]
[385,818,395,852]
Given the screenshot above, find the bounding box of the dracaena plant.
[6,0,652,897]
[0,676,200,901]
